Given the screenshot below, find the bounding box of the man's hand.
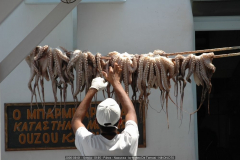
[90,77,108,91]
[102,63,122,86]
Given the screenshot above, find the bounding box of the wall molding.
[194,16,240,31]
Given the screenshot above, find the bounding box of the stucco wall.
[0,0,197,160]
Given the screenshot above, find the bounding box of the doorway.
[196,31,240,160]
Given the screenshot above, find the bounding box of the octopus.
[173,54,187,119]
[25,45,49,110]
[96,52,103,77]
[107,51,137,93]
[191,52,215,116]
[136,52,175,127]
[51,47,70,109]
[66,50,96,103]
[155,55,175,128]
[26,45,71,113]
[26,45,216,128]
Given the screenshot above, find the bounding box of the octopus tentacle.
[199,56,210,90]
[26,46,45,111]
[186,54,196,83]
[159,56,171,126]
[174,55,185,77]
[131,67,138,101]
[26,48,38,94]
[73,52,83,99]
[154,57,164,91]
[181,54,191,78]
[194,56,204,86]
[38,49,50,81]
[33,46,44,61]
[156,57,168,108]
[200,53,215,114]
[202,53,216,72]
[52,48,65,84]
[159,57,170,92]
[33,72,42,106]
[127,57,137,73]
[47,47,59,110]
[87,51,96,76]
[67,50,81,80]
[96,53,103,77]
[123,59,129,94]
[56,47,70,63]
[137,55,145,102]
[190,55,208,116]
[154,57,166,108]
[147,58,154,92]
[150,76,157,88]
[142,57,150,91]
[108,51,120,66]
[47,48,54,79]
[141,56,151,113]
[83,52,89,92]
[161,56,175,79]
[117,58,123,68]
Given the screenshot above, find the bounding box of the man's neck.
[100,131,117,140]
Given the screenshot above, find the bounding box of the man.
[71,63,139,156]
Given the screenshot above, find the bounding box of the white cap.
[96,98,121,128]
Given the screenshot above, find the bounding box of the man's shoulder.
[125,120,138,127]
[121,120,139,138]
[76,127,93,138]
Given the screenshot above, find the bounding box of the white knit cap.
[96,98,121,128]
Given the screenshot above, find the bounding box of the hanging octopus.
[26,45,49,109]
[191,52,215,115]
[26,45,216,128]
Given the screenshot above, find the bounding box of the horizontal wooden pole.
[99,46,240,60]
[214,52,240,59]
[165,46,240,56]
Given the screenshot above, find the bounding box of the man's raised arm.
[71,77,108,134]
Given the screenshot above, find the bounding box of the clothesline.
[100,46,240,60]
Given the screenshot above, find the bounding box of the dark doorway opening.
[196,31,240,160]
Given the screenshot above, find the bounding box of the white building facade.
[0,0,198,160]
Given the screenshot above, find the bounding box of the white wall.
[0,2,76,160]
[0,0,197,160]
[77,0,197,159]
